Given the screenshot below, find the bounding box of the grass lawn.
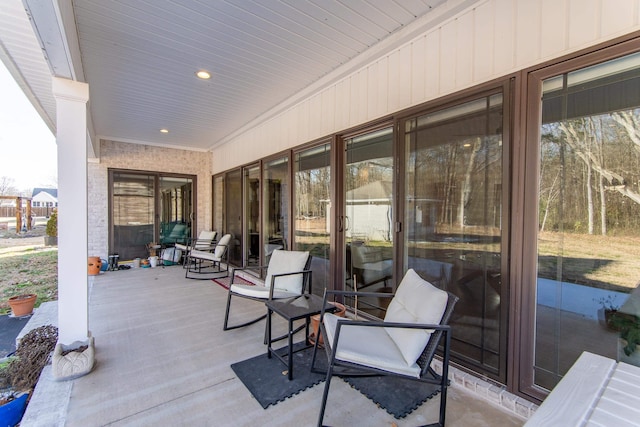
[0,250,58,315]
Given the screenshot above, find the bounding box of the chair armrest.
[324,289,394,299]
[318,289,393,319]
[329,318,451,355]
[191,238,216,251]
[230,265,269,283]
[335,318,451,332]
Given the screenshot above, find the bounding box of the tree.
[0,176,18,196]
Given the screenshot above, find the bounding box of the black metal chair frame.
[223,254,312,332]
[312,289,458,427]
[176,232,217,268]
[184,241,229,279]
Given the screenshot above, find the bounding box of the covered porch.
[21,265,524,426]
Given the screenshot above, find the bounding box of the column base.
[52,336,95,381]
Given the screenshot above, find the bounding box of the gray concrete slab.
[22,266,525,427]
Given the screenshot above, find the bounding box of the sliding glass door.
[159,176,193,246]
[263,156,289,265]
[294,143,332,295]
[244,164,260,267]
[343,128,394,317]
[110,171,195,261]
[213,174,224,234]
[111,173,155,261]
[225,169,242,266]
[403,91,507,381]
[528,51,640,392]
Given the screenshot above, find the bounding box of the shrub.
[46,209,57,237]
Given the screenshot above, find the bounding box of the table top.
[265,293,335,321]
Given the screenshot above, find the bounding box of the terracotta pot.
[8,294,37,317]
[310,302,346,346]
[88,257,102,276]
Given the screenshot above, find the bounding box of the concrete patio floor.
[22,265,525,426]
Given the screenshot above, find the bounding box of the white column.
[52,77,89,345]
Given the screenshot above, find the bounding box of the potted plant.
[609,311,640,364]
[44,209,57,247]
[595,295,622,331]
[7,294,37,317]
[0,325,58,426]
[309,302,346,346]
[0,356,29,427]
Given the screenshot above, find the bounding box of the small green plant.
[609,312,640,356]
[45,209,57,237]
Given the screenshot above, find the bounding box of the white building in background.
[31,188,58,208]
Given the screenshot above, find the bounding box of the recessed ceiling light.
[160,129,169,133]
[196,70,211,79]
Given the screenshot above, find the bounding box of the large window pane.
[344,128,394,317]
[404,93,505,380]
[263,156,289,265]
[112,173,155,261]
[294,144,331,295]
[535,52,640,389]
[226,169,242,266]
[159,176,193,245]
[244,165,260,267]
[213,175,224,234]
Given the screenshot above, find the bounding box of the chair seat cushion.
[190,249,221,262]
[323,314,421,378]
[230,284,299,300]
[384,268,448,366]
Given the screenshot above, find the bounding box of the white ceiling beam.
[23,0,98,158]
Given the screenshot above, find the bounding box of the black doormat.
[232,342,442,419]
[231,343,327,409]
[0,315,29,357]
[343,374,442,419]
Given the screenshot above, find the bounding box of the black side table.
[265,294,336,380]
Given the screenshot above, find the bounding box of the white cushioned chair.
[184,233,231,279]
[312,269,458,427]
[175,230,217,267]
[348,241,393,288]
[223,249,312,331]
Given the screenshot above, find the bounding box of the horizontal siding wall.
[211,0,640,172]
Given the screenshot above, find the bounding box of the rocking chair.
[223,249,312,331]
[312,269,458,427]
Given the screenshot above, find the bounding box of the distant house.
[31,188,58,208]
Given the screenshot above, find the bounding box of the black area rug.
[343,374,442,419]
[231,343,327,408]
[232,342,441,418]
[0,315,29,357]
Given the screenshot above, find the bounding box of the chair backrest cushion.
[384,268,448,366]
[265,249,310,294]
[214,234,232,259]
[195,230,217,249]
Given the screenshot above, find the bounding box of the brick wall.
[88,140,211,258]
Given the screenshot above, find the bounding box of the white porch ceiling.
[2,0,474,152]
